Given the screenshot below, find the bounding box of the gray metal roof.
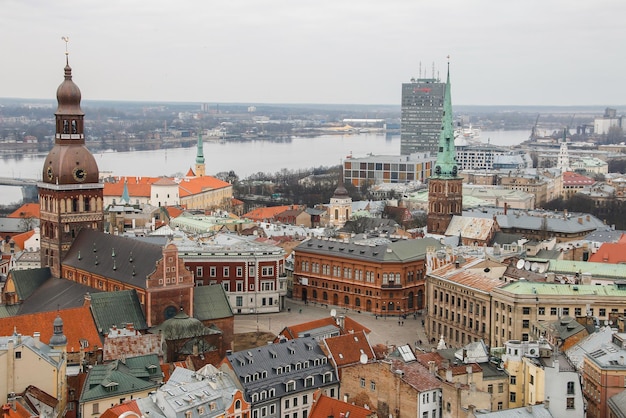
[17,277,100,315]
[226,337,337,401]
[10,267,51,301]
[295,236,442,263]
[476,404,553,418]
[63,229,164,289]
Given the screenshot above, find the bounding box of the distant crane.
[529,114,540,141]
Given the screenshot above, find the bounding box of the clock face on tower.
[73,167,86,182]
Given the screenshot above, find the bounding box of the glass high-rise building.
[400,78,445,155]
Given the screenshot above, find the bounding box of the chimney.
[126,323,135,333]
[467,405,476,418]
[526,405,533,413]
[83,292,92,307]
[504,202,508,215]
[428,360,438,375]
[33,332,40,348]
[446,369,453,382]
[544,399,550,410]
[336,315,345,331]
[578,217,583,224]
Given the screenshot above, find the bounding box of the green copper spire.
[121,178,130,204]
[432,62,459,179]
[195,133,205,164]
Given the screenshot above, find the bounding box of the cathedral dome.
[42,144,99,185]
[55,64,84,116]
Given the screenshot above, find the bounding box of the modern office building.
[400,77,445,155]
[343,153,435,187]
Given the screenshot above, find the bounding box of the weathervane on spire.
[61,36,70,63]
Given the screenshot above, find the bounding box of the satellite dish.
[359,353,368,364]
[531,263,539,272]
[604,320,609,326]
[524,261,531,271]
[330,309,337,318]
[516,259,525,269]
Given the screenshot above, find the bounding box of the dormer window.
[285,381,296,392]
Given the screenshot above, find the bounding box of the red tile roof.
[164,206,185,220]
[103,177,153,197]
[0,402,33,418]
[242,206,292,222]
[186,167,196,177]
[563,171,595,186]
[324,331,375,368]
[100,400,142,418]
[0,305,101,352]
[589,242,626,264]
[178,176,231,197]
[277,316,370,341]
[10,230,35,251]
[309,392,375,418]
[389,358,442,392]
[7,203,40,219]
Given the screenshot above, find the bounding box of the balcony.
[381,282,402,289]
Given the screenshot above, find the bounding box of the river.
[0,130,529,205]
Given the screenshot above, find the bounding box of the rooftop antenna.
[419,62,422,79]
[431,62,435,79]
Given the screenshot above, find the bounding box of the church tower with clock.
[39,46,104,277]
[427,63,463,235]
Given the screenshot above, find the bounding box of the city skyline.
[1,0,625,107]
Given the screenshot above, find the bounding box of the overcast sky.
[1,0,624,106]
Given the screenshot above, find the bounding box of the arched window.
[312,290,318,299]
[334,209,339,220]
[322,292,328,301]
[344,295,350,305]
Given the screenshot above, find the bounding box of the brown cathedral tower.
[39,47,104,277]
[427,63,463,234]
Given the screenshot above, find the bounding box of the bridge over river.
[0,177,39,202]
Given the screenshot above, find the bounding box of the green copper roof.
[195,133,205,164]
[431,63,459,179]
[500,281,626,297]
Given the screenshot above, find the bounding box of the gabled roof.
[388,358,442,392]
[309,392,375,418]
[178,176,231,197]
[589,242,626,264]
[103,177,153,198]
[0,401,35,418]
[242,206,292,221]
[63,229,163,289]
[0,304,101,352]
[445,215,495,241]
[324,331,375,368]
[193,284,233,321]
[226,337,337,398]
[9,230,35,251]
[79,362,159,403]
[7,267,51,302]
[90,290,148,333]
[7,203,40,219]
[100,400,142,418]
[16,277,100,315]
[278,316,370,341]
